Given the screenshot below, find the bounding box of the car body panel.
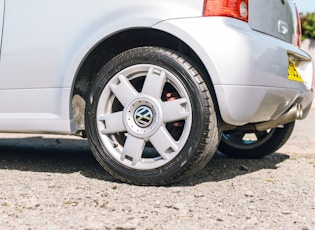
[0,0,312,132]
[0,0,203,133]
[0,0,203,89]
[0,88,70,133]
[0,0,3,49]
[248,0,298,44]
[153,17,313,125]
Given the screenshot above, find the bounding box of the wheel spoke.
[110,75,138,107]
[225,132,246,144]
[121,135,146,166]
[150,126,178,160]
[141,67,166,99]
[161,98,190,122]
[237,133,247,143]
[99,111,125,134]
[255,131,269,141]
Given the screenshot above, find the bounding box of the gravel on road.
[0,110,315,230]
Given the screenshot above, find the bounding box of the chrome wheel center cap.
[124,97,160,137]
[134,106,153,128]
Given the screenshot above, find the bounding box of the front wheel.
[218,122,295,159]
[85,47,220,185]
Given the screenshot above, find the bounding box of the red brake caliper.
[166,92,182,127]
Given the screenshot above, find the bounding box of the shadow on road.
[0,136,115,181]
[0,136,289,185]
[180,152,289,186]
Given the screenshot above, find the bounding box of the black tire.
[218,121,295,159]
[85,47,220,185]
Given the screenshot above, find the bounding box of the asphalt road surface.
[0,108,314,230]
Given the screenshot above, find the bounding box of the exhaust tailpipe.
[255,104,303,132]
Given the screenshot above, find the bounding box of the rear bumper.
[153,17,314,125]
[214,85,313,125]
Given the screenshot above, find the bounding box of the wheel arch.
[71,28,221,135]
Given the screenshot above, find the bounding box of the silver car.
[0,0,313,185]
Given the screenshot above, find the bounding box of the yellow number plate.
[288,62,303,82]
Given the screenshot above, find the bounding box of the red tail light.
[203,0,249,22]
[294,3,302,47]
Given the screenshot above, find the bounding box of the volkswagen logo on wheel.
[134,106,153,128]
